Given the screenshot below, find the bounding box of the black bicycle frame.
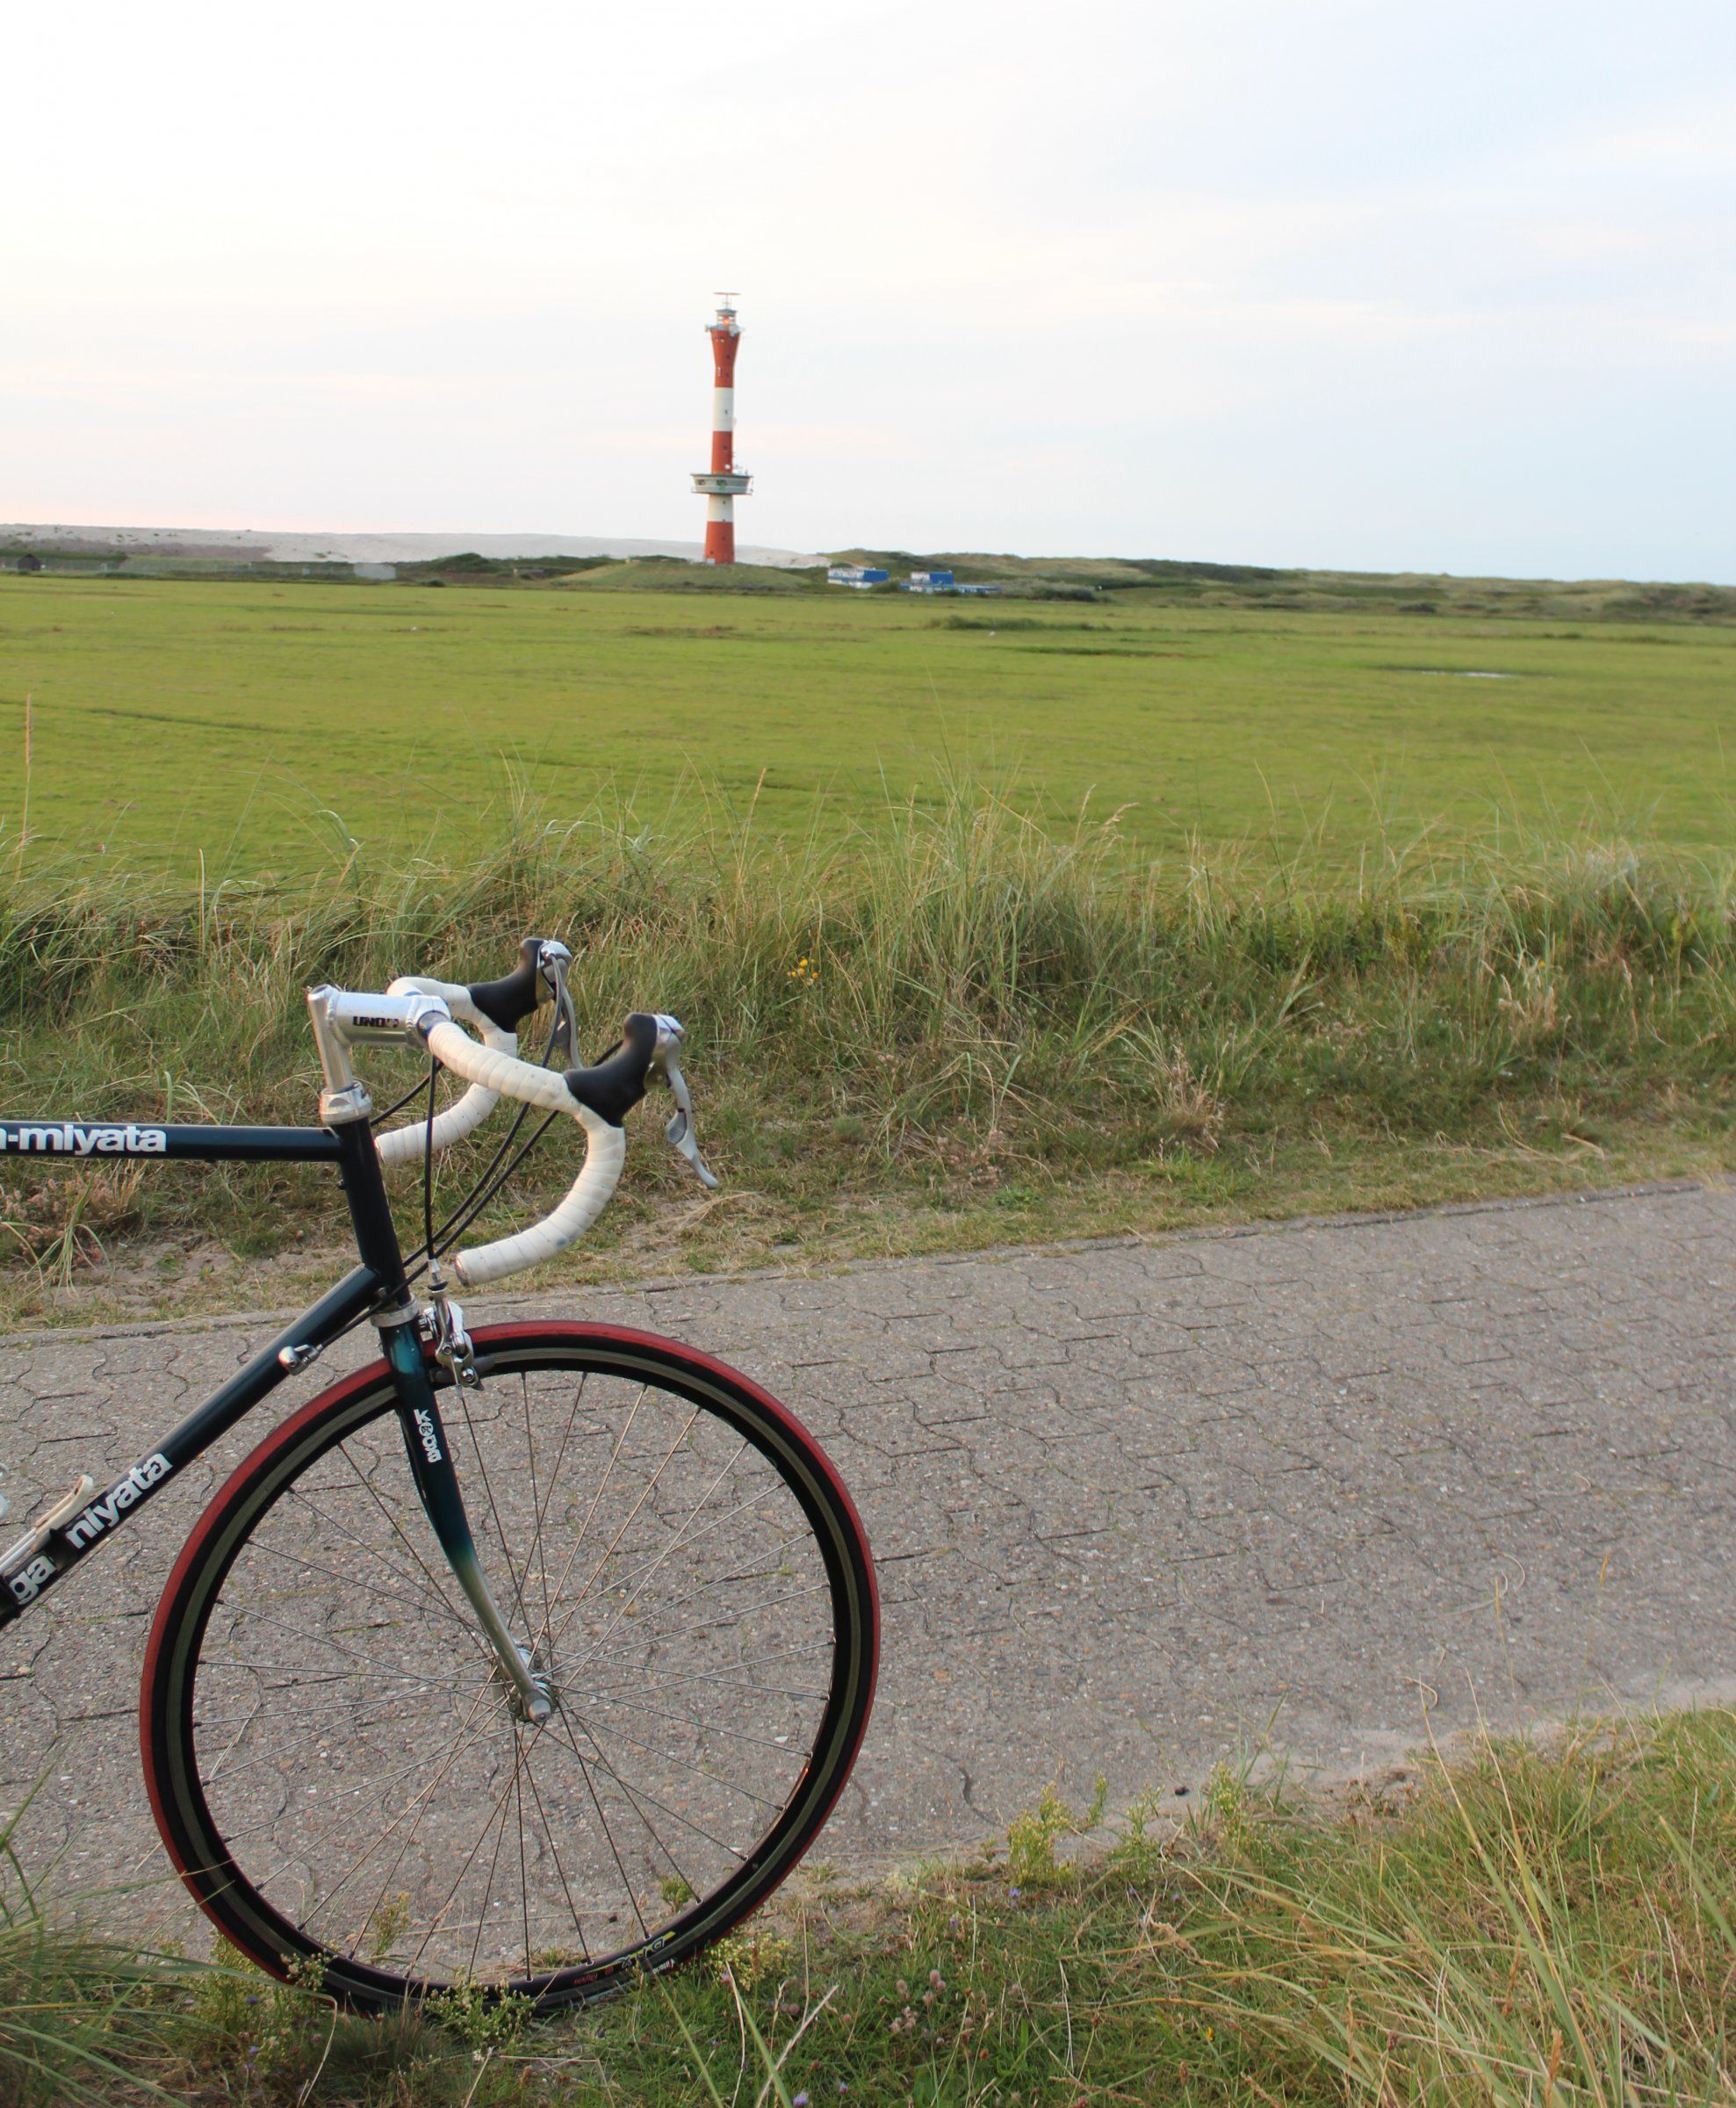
[0,1112,475,1630]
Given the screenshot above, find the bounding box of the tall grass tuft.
[1152,1712,1736,2103]
[0,1712,1731,2101]
[559,1709,1736,2105]
[0,784,1730,1258]
[0,1796,184,2107]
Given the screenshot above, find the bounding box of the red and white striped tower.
[691,294,752,564]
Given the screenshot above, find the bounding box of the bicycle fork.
[305,1006,555,1726]
[379,1320,554,1724]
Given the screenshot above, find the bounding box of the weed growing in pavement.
[1005,1774,1109,1888]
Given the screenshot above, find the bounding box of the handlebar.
[419,1010,636,1286]
[376,936,578,1166]
[306,939,717,1289]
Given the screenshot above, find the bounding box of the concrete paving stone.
[0,1180,1729,1944]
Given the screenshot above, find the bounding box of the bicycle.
[0,938,879,2009]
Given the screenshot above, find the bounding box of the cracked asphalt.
[0,1180,1730,1940]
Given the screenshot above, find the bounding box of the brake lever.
[537,942,580,1065]
[663,1058,720,1189]
[651,1015,719,1189]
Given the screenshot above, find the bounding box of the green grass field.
[0,573,1731,1319]
[3,576,1732,877]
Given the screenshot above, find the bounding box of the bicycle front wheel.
[141,1322,878,2009]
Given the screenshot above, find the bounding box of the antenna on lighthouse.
[692,295,752,563]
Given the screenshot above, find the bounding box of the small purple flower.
[793,2095,809,2106]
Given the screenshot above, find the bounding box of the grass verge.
[11,1708,1736,2104]
[0,785,1731,1325]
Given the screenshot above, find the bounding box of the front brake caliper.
[421,1274,480,1388]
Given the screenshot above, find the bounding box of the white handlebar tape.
[375,977,516,1165]
[421,1017,627,1288]
[453,1108,623,1287]
[421,1018,573,1112]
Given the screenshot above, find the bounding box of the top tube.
[0,1121,342,1163]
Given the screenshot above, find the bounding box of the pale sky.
[4,0,1732,580]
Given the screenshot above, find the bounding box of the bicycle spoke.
[319,1683,503,1957]
[241,1529,474,1645]
[211,1606,473,1686]
[404,1738,530,1979]
[564,1482,783,1631]
[544,1710,652,1943]
[583,1577,831,1663]
[549,1439,747,1671]
[521,1370,557,1660]
[465,1734,520,1982]
[520,1743,591,1966]
[580,1686,821,1759]
[535,1380,650,1646]
[332,1447,479,1639]
[557,1706,786,1813]
[453,1390,535,1642]
[586,1639,835,1702]
[554,1707,753,1871]
[513,1739,533,1982]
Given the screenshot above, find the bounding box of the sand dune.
[2,523,822,568]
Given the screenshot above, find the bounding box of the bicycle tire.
[141,1322,878,2009]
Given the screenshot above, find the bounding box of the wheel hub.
[496,1641,558,1723]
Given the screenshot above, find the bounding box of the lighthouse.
[692,295,752,564]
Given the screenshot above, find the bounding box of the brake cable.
[404,994,569,1281]
[421,1051,439,1266]
[373,1073,434,1127]
[424,1108,563,1267]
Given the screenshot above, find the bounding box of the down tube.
[0,1265,384,1626]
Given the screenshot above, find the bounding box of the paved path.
[0,1182,1730,1938]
